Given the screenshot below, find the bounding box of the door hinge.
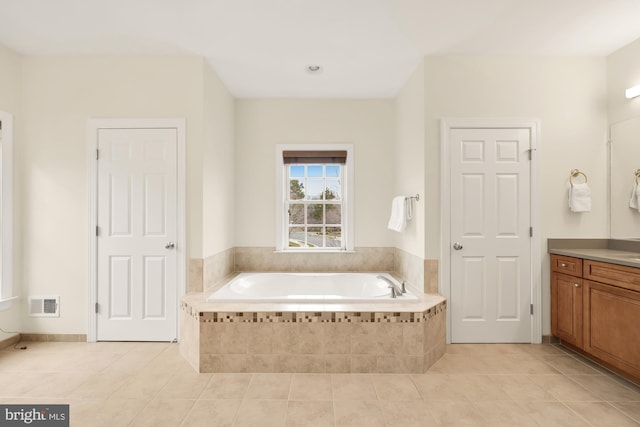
[526,148,536,160]
[530,304,534,315]
[96,225,100,236]
[96,149,99,160]
[95,302,99,314]
[529,227,533,237]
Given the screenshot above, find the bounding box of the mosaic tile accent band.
[191,301,446,324]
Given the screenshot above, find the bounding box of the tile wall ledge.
[181,291,445,315]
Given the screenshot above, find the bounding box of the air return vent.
[28,296,59,317]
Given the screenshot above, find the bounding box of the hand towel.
[631,183,640,211]
[387,196,407,232]
[569,183,591,213]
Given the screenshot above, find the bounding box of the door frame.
[440,118,541,344]
[87,118,186,342]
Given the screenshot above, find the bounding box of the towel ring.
[635,169,640,185]
[569,169,587,187]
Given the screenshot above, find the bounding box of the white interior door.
[97,128,178,341]
[449,127,532,343]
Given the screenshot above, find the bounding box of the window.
[276,144,353,251]
[0,111,14,310]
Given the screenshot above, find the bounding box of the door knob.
[453,242,463,250]
[165,242,175,250]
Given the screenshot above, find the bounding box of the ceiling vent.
[28,296,59,317]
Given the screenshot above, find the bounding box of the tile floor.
[0,341,639,426]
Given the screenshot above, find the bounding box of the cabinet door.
[551,272,583,347]
[584,280,640,378]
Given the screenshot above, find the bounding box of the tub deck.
[180,282,446,374]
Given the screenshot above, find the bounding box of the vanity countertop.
[548,247,640,269]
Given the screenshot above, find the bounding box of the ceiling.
[1,0,639,98]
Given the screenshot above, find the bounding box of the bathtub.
[207,272,419,303]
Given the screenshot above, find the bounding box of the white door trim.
[440,118,541,344]
[87,118,186,342]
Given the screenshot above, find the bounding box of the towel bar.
[405,194,419,202]
[569,169,587,186]
[635,169,640,185]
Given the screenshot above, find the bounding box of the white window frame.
[0,111,15,311]
[276,144,354,252]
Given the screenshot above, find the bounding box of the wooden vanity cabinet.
[551,254,640,382]
[551,256,583,348]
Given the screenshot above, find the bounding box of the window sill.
[0,295,18,311]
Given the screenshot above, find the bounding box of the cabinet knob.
[574,283,580,288]
[561,263,567,267]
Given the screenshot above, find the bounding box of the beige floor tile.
[371,374,421,400]
[200,373,252,399]
[0,371,53,396]
[233,399,288,427]
[410,374,469,402]
[2,342,637,427]
[68,371,131,399]
[428,354,489,374]
[568,374,640,402]
[289,374,332,400]
[423,400,487,426]
[285,400,335,427]
[331,374,377,400]
[128,398,195,427]
[491,374,558,402]
[111,373,173,400]
[542,355,603,375]
[23,371,94,398]
[611,402,640,423]
[472,401,538,427]
[245,373,292,399]
[500,356,561,375]
[527,374,602,402]
[516,401,591,426]
[518,344,568,358]
[67,351,124,372]
[379,400,435,427]
[156,372,212,399]
[70,398,149,427]
[334,400,384,427]
[103,350,161,374]
[181,399,241,427]
[565,402,640,426]
[458,375,512,402]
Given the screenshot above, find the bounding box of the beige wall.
[19,55,208,333]
[234,99,395,248]
[394,62,425,259]
[202,63,235,258]
[0,43,22,340]
[608,38,640,124]
[421,56,608,335]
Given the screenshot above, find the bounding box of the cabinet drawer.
[551,255,582,277]
[583,260,640,293]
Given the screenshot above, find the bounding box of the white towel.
[630,183,640,211]
[387,196,407,232]
[569,183,591,213]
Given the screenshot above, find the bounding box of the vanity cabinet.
[551,256,583,348]
[551,254,640,382]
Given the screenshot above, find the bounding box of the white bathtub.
[207,272,419,303]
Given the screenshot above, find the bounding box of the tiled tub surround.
[189,246,438,294]
[179,292,446,374]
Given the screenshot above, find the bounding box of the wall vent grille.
[28,296,60,317]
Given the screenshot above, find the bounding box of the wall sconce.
[626,84,640,99]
